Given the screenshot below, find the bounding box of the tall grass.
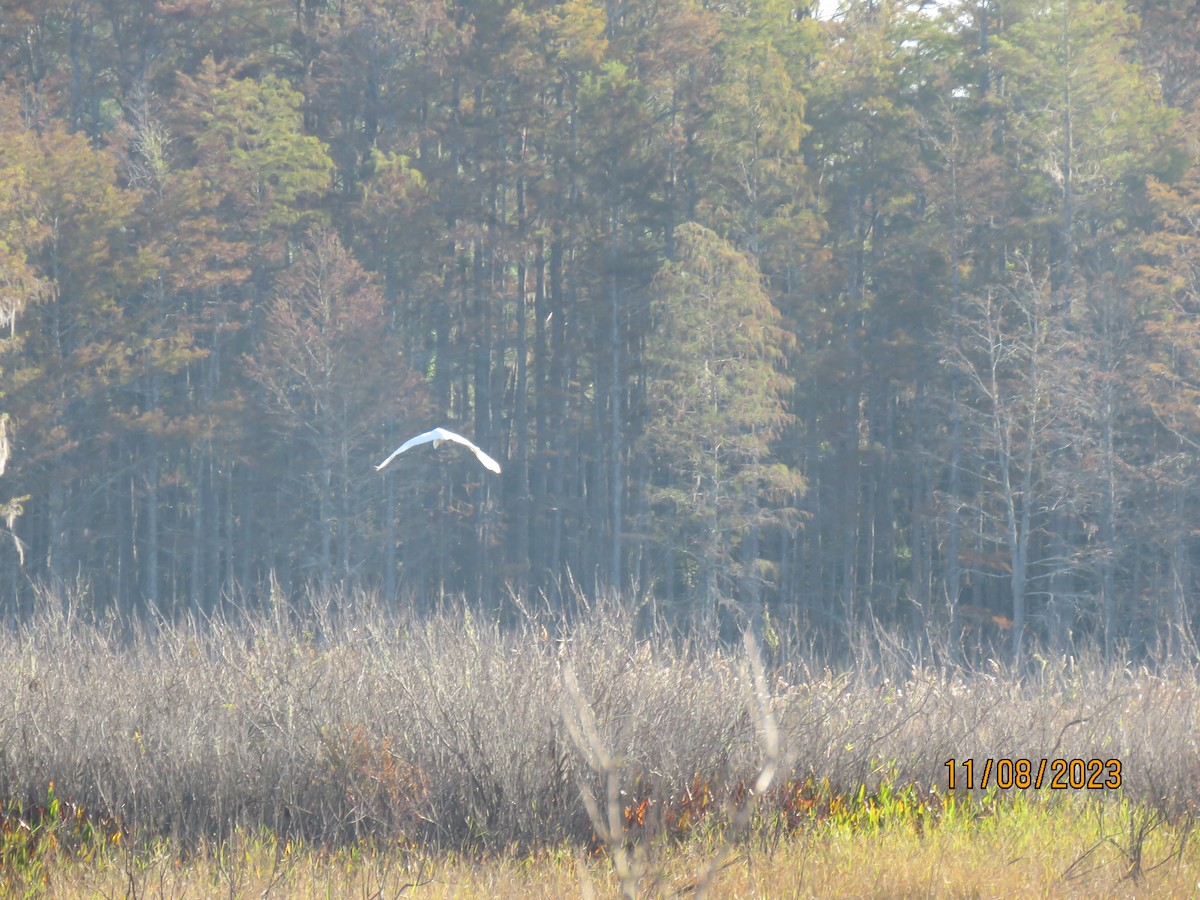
[0,585,1197,857]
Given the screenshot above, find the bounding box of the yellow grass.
[19,796,1200,898]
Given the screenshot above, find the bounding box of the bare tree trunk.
[383,470,396,603]
[609,205,623,593]
[48,474,66,592]
[316,458,331,600]
[189,449,205,613]
[144,448,159,614]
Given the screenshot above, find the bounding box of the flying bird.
[376,427,502,474]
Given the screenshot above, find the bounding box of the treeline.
[1,0,1199,662]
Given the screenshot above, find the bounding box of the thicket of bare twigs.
[1,586,1198,854]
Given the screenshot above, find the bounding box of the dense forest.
[1,0,1199,662]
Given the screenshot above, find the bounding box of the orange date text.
[944,758,1121,790]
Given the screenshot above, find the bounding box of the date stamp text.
[944,758,1122,790]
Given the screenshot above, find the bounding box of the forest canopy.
[1,0,1199,663]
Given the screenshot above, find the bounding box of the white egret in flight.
[376,427,502,474]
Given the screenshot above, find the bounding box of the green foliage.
[181,58,333,238]
[642,222,804,604]
[991,0,1181,269]
[0,102,50,335]
[535,0,609,72]
[702,0,816,264]
[0,782,123,896]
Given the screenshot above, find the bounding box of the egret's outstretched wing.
[429,427,503,473]
[376,427,501,474]
[375,429,438,470]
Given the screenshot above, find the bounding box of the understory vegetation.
[2,588,1199,896]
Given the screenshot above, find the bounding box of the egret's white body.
[376,427,502,474]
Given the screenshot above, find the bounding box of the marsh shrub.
[0,589,1197,850]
